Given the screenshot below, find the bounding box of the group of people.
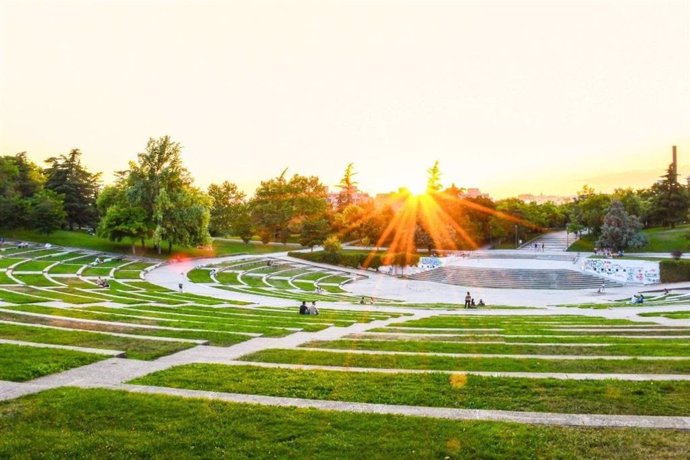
[299,301,319,315]
[359,296,375,304]
[95,276,110,288]
[463,291,485,309]
[630,293,645,304]
[532,243,546,252]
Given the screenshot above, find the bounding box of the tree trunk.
[131,243,136,255]
[168,241,173,254]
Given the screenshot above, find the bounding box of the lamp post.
[514,224,518,249]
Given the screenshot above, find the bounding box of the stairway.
[407,266,621,290]
[519,231,575,252]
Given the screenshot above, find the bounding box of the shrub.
[660,259,690,283]
[671,251,683,260]
[323,235,341,254]
[288,250,419,271]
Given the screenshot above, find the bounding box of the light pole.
[514,224,518,249]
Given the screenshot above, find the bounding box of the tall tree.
[207,181,246,236]
[426,161,442,193]
[125,136,200,252]
[336,163,358,210]
[29,190,66,234]
[649,163,690,228]
[44,148,101,230]
[97,184,148,254]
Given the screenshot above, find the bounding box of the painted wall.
[581,258,659,284]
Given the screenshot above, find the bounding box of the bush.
[660,259,690,282]
[323,235,341,254]
[288,250,419,271]
[671,251,683,260]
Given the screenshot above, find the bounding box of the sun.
[405,177,428,196]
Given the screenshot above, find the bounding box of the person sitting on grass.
[478,299,485,307]
[470,298,476,308]
[308,301,319,315]
[299,301,308,315]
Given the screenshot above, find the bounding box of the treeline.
[1,138,687,254]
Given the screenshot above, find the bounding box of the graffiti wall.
[582,258,659,284]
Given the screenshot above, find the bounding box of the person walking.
[464,292,472,309]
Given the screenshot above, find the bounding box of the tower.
[672,145,677,177]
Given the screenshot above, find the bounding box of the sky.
[1,0,689,199]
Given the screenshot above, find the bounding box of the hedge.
[288,251,419,271]
[659,260,690,283]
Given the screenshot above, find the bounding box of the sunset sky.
[1,0,689,199]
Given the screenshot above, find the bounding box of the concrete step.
[408,266,620,290]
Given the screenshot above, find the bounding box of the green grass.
[639,311,690,319]
[133,363,690,416]
[568,224,690,252]
[46,263,84,274]
[0,229,289,260]
[0,343,104,381]
[1,388,689,459]
[0,271,17,284]
[11,274,61,287]
[187,268,213,283]
[0,258,26,269]
[303,339,690,357]
[242,348,690,374]
[0,310,252,347]
[10,260,56,272]
[0,322,193,360]
[0,287,50,303]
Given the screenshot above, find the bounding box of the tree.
[232,203,254,244]
[649,163,690,228]
[207,181,246,236]
[125,136,203,253]
[299,218,330,250]
[596,200,647,251]
[336,163,358,210]
[158,187,212,253]
[29,190,66,234]
[426,161,442,193]
[97,185,148,254]
[250,170,328,244]
[0,153,45,229]
[44,148,101,230]
[570,186,611,236]
[414,224,434,252]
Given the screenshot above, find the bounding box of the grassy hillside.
[568,224,690,253]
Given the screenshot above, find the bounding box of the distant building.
[326,187,372,208]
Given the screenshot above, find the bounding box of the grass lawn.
[0,229,290,260]
[640,311,690,319]
[0,343,104,381]
[133,363,690,416]
[0,322,193,360]
[241,349,690,374]
[303,339,690,357]
[568,224,690,253]
[0,388,688,459]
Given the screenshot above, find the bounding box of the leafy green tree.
[232,203,254,244]
[596,200,647,251]
[207,181,246,237]
[250,170,328,244]
[97,185,148,254]
[299,218,330,250]
[649,163,690,228]
[124,136,210,253]
[29,190,66,234]
[43,148,101,230]
[0,153,45,228]
[570,186,611,236]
